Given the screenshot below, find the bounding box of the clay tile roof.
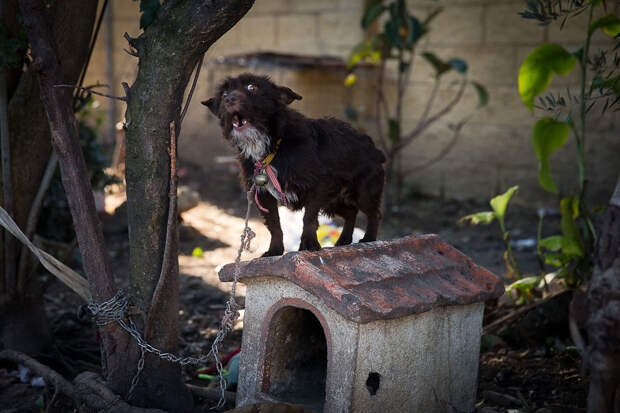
[218,234,504,323]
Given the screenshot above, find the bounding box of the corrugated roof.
[219,234,504,323]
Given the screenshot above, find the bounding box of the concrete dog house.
[218,234,504,412]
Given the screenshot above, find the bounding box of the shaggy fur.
[202,73,386,256]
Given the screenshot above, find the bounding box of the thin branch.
[483,291,568,334]
[145,121,178,337]
[121,82,130,98]
[17,151,59,292]
[123,32,142,50]
[405,120,466,174]
[0,350,78,405]
[179,53,205,126]
[0,61,17,296]
[375,59,388,153]
[395,47,404,128]
[54,84,127,102]
[124,48,139,57]
[398,78,467,151]
[419,76,441,127]
[74,0,108,106]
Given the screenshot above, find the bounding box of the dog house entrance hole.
[263,306,327,408]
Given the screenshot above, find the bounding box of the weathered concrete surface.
[220,235,504,322]
[352,303,484,412]
[237,277,358,412]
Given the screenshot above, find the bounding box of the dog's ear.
[277,87,302,105]
[201,98,219,116]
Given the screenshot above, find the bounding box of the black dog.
[202,74,385,256]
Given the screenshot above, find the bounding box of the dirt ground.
[0,163,586,412]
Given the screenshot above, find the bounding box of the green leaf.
[592,75,620,94]
[459,211,496,225]
[347,41,382,68]
[490,186,519,221]
[472,81,489,107]
[423,7,443,26]
[539,235,583,256]
[139,0,161,29]
[384,19,401,48]
[405,16,423,48]
[506,276,540,293]
[362,2,387,29]
[539,235,564,251]
[532,118,570,193]
[448,58,468,74]
[422,52,452,76]
[589,13,620,37]
[560,197,583,254]
[192,247,204,258]
[518,44,577,110]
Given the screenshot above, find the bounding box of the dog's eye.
[247,84,256,92]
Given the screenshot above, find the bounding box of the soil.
[0,162,587,412]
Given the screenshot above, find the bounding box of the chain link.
[87,189,256,410]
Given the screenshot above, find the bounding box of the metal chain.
[87,189,256,410]
[128,343,145,401]
[210,189,255,409]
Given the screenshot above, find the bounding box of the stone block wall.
[84,0,620,205]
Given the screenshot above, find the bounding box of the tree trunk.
[18,0,134,400]
[120,0,254,409]
[572,176,620,413]
[0,0,96,357]
[19,0,254,410]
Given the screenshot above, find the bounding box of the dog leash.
[251,138,287,212]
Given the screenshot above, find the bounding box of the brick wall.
[85,0,620,205]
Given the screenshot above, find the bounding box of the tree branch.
[18,0,132,392]
[17,151,58,292]
[405,120,466,175]
[19,0,116,302]
[0,349,78,405]
[145,122,178,338]
[54,84,127,102]
[375,59,388,153]
[399,78,467,151]
[1,58,17,296]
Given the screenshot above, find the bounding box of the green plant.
[461,186,523,280]
[517,0,619,285]
[346,0,488,210]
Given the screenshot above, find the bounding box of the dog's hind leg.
[334,205,358,246]
[257,191,285,257]
[358,168,385,243]
[299,201,322,252]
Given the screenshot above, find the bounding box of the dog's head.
[201,73,302,161]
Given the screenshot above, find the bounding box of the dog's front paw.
[299,236,321,252]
